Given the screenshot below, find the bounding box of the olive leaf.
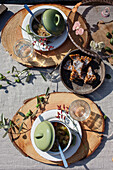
[19,122,24,133]
[18,112,25,118]
[1,113,5,125]
[23,110,33,120]
[45,87,50,97]
[12,66,17,73]
[39,96,45,103]
[3,130,8,138]
[16,118,20,122]
[0,84,2,89]
[26,24,31,34]
[40,72,47,81]
[36,103,40,108]
[37,96,41,104]
[0,73,6,80]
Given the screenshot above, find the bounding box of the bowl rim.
[47,119,72,155]
[59,49,105,95]
[29,7,67,38]
[29,9,52,39]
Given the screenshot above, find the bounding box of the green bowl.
[42,9,66,36]
[34,121,55,152]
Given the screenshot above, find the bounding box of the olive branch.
[0,87,50,138]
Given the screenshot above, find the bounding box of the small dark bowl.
[59,49,105,95]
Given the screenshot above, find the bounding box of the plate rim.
[21,5,68,51]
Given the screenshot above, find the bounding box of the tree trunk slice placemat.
[1,4,89,68]
[9,92,105,166]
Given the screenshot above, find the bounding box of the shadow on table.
[85,63,113,101]
[0,10,14,42]
[69,112,110,169]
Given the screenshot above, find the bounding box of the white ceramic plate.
[22,5,68,51]
[31,109,82,161]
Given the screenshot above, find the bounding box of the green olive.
[0,84,2,89]
[110,38,113,45]
[105,47,112,53]
[106,32,112,38]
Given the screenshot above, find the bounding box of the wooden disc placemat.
[1,4,89,68]
[9,92,104,166]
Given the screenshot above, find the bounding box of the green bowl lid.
[42,9,66,36]
[34,121,55,151]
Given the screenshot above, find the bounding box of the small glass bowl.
[69,100,91,121]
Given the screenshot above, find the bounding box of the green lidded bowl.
[34,121,55,151]
[42,9,66,36]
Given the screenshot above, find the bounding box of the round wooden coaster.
[9,92,104,166]
[1,4,89,67]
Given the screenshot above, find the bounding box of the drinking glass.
[69,100,91,121]
[13,38,34,63]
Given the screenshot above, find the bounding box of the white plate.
[22,6,68,51]
[31,109,82,161]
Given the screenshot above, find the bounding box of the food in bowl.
[63,53,97,84]
[50,121,70,152]
[32,14,51,37]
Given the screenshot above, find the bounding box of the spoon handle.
[24,4,40,24]
[57,142,68,168]
[24,4,34,16]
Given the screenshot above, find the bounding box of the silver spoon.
[56,139,68,168]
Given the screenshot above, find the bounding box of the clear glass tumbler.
[69,100,91,121]
[13,38,34,62]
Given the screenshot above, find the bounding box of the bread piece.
[73,57,84,78]
[63,60,73,71]
[69,54,80,60]
[84,66,96,84]
[70,68,78,81]
[81,55,92,66]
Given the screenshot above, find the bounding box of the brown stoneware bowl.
[59,49,105,95]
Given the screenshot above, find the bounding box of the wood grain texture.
[9,92,105,166]
[1,4,76,68]
[92,20,113,64]
[67,10,90,50]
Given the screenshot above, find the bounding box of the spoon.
[24,4,41,26]
[56,139,68,168]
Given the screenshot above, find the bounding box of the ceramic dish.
[31,109,82,161]
[59,49,105,95]
[22,5,68,51]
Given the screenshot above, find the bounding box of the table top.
[0,4,113,170]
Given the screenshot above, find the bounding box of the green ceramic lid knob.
[34,121,55,151]
[42,9,66,36]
